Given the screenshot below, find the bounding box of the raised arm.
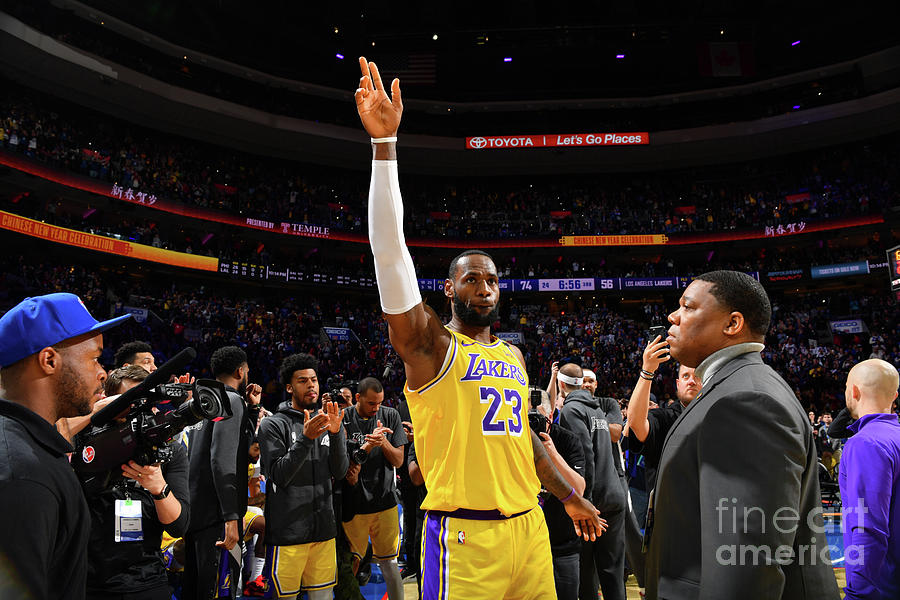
[355,56,450,389]
[827,407,855,439]
[626,336,669,442]
[545,361,560,408]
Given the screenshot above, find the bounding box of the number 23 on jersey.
[480,386,524,437]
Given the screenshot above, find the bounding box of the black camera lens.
[194,387,221,418]
[352,448,369,464]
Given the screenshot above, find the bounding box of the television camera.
[72,347,232,494]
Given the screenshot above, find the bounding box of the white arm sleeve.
[369,160,423,314]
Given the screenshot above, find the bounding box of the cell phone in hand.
[648,325,669,358]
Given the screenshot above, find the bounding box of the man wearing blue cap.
[0,293,130,600]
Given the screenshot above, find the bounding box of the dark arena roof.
[46,0,900,100]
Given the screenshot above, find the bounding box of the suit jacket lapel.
[658,352,764,457]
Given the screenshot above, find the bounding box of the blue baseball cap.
[0,293,132,368]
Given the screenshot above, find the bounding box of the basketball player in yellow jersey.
[355,56,606,600]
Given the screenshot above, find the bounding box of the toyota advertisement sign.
[465,132,649,150]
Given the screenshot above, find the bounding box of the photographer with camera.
[0,292,130,600]
[531,388,586,600]
[83,365,190,600]
[341,376,406,600]
[57,340,192,444]
[247,353,348,599]
[183,346,259,600]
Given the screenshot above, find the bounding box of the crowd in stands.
[2,85,897,245]
[2,254,895,419]
[0,187,889,286]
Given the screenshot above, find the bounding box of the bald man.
[839,358,900,599]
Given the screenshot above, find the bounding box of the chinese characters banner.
[0,151,885,250]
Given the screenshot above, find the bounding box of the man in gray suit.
[644,271,839,599]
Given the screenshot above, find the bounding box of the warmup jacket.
[187,387,252,533]
[258,403,349,546]
[558,389,626,513]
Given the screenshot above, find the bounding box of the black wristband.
[151,484,170,500]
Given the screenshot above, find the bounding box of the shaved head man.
[839,359,900,599]
[844,358,899,420]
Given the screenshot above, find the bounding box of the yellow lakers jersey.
[404,328,540,515]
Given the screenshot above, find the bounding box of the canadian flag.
[697,42,755,77]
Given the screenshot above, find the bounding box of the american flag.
[376,53,437,85]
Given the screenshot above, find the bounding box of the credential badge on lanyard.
[114,498,143,542]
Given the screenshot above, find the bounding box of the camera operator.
[84,366,190,600]
[341,377,406,600]
[0,292,130,600]
[250,353,348,599]
[532,389,586,600]
[57,341,181,444]
[557,363,626,600]
[113,341,157,372]
[183,346,259,599]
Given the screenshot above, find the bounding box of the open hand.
[324,401,342,434]
[302,409,330,440]
[364,419,393,447]
[355,57,403,138]
[175,373,195,401]
[563,495,607,541]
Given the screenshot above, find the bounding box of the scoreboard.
[218,262,377,288]
[888,245,900,292]
[219,264,764,292]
